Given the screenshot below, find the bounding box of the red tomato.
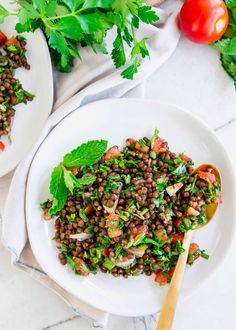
[156,228,169,242]
[108,227,123,238]
[105,213,119,228]
[5,36,20,47]
[168,268,175,278]
[151,138,166,153]
[155,272,168,286]
[102,247,109,257]
[75,258,90,276]
[0,31,7,45]
[135,142,149,154]
[178,0,229,44]
[0,141,5,152]
[174,219,183,230]
[131,225,148,239]
[171,233,184,243]
[103,146,120,160]
[198,171,216,183]
[180,153,192,163]
[188,243,200,264]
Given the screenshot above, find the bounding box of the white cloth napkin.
[1,5,181,328]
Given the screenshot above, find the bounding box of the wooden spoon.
[156,164,221,330]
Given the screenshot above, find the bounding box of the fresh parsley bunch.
[0,0,159,79]
[213,0,236,88]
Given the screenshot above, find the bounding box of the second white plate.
[0,5,53,177]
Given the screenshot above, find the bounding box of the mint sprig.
[63,140,108,167]
[48,139,107,215]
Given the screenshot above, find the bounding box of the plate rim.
[25,98,236,316]
[0,24,54,177]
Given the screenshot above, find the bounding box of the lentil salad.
[0,31,34,152]
[41,130,221,285]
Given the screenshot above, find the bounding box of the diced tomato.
[187,206,200,216]
[108,227,123,238]
[189,243,199,254]
[131,225,148,239]
[126,138,136,146]
[5,36,20,47]
[174,219,183,230]
[180,153,192,162]
[135,142,149,153]
[105,213,119,228]
[151,138,166,153]
[168,268,175,278]
[0,141,5,152]
[102,247,109,257]
[198,171,216,183]
[156,228,169,242]
[155,272,168,286]
[10,96,17,105]
[104,146,121,160]
[84,203,94,215]
[187,243,200,265]
[75,258,90,276]
[171,233,184,243]
[0,31,7,45]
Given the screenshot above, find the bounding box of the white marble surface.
[1,35,236,330]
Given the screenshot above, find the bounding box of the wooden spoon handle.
[156,230,193,330]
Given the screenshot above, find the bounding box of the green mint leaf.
[49,30,69,55]
[121,58,140,80]
[0,4,10,23]
[82,0,115,10]
[63,140,108,168]
[138,6,159,24]
[112,30,126,68]
[64,169,96,193]
[48,164,69,215]
[56,17,84,40]
[213,37,236,55]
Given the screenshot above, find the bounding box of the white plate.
[0,4,53,177]
[26,99,236,316]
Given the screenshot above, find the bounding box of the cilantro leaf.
[220,53,236,87]
[49,30,69,55]
[111,30,126,68]
[121,58,140,80]
[61,0,83,11]
[138,6,159,24]
[49,164,69,215]
[225,0,236,9]
[56,17,83,40]
[82,0,116,10]
[63,140,108,168]
[0,4,10,23]
[213,37,236,55]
